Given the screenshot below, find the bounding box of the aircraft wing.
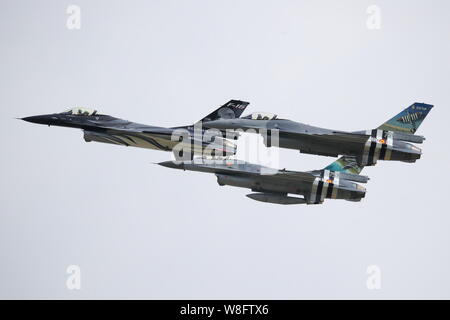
[280,130,369,145]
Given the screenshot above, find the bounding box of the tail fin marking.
[377,102,433,134]
[198,100,249,123]
[325,155,364,174]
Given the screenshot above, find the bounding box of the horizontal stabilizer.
[392,131,425,144]
[337,172,369,184]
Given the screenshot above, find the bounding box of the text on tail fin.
[377,102,433,134]
[199,100,249,123]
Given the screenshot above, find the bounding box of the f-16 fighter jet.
[158,156,368,205]
[203,102,433,166]
[21,100,249,158]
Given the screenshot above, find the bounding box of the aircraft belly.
[256,176,311,195]
[216,174,304,195]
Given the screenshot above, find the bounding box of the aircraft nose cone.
[158,161,183,169]
[21,115,53,125]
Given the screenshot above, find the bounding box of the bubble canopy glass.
[63,107,98,116]
[242,112,277,120]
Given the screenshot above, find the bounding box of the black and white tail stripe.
[362,129,393,166]
[379,130,388,160]
[309,170,340,204]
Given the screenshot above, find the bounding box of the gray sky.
[1,0,449,299]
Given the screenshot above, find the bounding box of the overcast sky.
[1,0,449,299]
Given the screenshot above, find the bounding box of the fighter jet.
[203,102,433,166]
[158,156,368,205]
[21,100,249,158]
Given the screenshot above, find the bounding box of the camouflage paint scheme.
[21,100,250,158]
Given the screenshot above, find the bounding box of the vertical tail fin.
[325,156,364,174]
[377,102,433,134]
[198,100,249,123]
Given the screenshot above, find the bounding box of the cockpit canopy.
[242,112,277,120]
[63,107,98,116]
